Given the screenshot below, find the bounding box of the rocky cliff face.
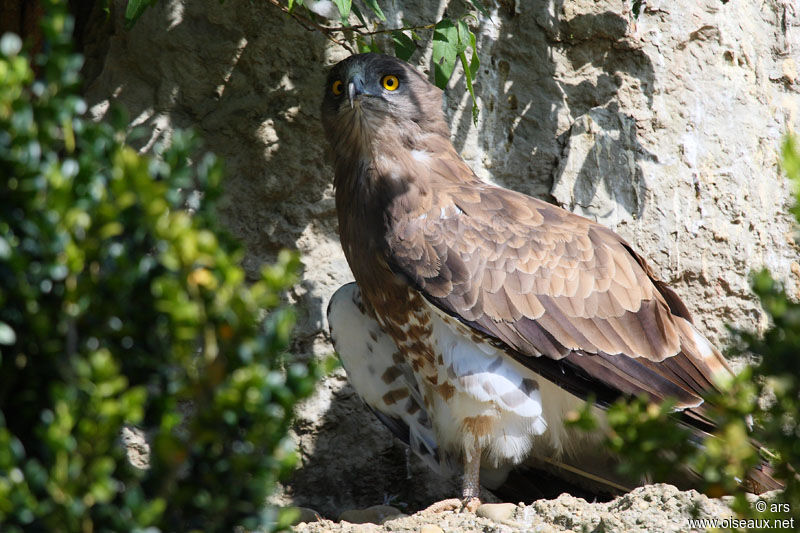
[81,0,799,518]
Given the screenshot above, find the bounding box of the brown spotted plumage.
[322,53,781,505]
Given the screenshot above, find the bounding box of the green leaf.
[457,20,480,124]
[351,4,368,26]
[124,0,156,28]
[467,0,490,18]
[392,31,416,61]
[457,19,479,79]
[432,18,481,121]
[432,19,459,89]
[469,25,481,80]
[333,0,351,19]
[459,50,479,125]
[363,0,386,21]
[356,35,381,54]
[782,134,800,183]
[783,134,800,222]
[631,0,643,18]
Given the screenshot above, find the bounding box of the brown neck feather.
[331,108,451,314]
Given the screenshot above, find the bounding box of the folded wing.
[385,162,732,422]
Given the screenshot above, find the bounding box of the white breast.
[424,303,606,466]
[328,282,608,475]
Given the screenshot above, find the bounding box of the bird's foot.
[461,496,481,513]
[422,496,481,514]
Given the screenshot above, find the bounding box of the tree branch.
[266,0,437,52]
[266,0,356,54]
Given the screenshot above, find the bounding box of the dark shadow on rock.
[551,102,658,225]
[552,12,656,226]
[290,277,327,359]
[494,465,618,504]
[465,7,656,213]
[82,0,334,276]
[559,12,655,112]
[459,1,570,200]
[285,376,460,518]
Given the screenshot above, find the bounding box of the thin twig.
[353,23,437,36]
[266,0,437,53]
[267,0,355,53]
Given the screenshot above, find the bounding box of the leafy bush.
[568,135,800,527]
[0,2,321,531]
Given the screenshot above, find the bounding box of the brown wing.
[385,156,732,416]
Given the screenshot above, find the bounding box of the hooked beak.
[348,81,356,108]
[347,75,370,108]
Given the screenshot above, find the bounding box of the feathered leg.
[461,440,482,511]
[423,440,482,513]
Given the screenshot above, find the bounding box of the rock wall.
[82,0,799,517]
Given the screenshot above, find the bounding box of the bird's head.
[321,53,449,160]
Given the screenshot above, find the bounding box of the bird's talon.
[422,497,481,514]
[461,496,481,513]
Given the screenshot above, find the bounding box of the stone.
[120,426,149,470]
[782,58,797,84]
[338,505,406,524]
[419,525,444,533]
[476,502,518,523]
[351,525,381,533]
[287,506,322,525]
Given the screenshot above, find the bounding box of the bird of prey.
[321,53,779,509]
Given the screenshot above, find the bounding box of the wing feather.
[385,179,732,427]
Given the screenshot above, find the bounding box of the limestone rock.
[476,502,518,523]
[294,484,739,532]
[551,107,645,228]
[120,426,149,470]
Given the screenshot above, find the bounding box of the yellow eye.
[381,75,399,91]
[332,80,343,95]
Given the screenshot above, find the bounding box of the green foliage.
[362,0,386,22]
[466,0,490,19]
[605,397,698,482]
[458,18,480,125]
[392,30,417,62]
[0,2,321,531]
[124,0,156,27]
[279,0,485,124]
[431,13,484,122]
[567,135,800,527]
[333,0,352,20]
[432,19,460,89]
[783,135,800,223]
